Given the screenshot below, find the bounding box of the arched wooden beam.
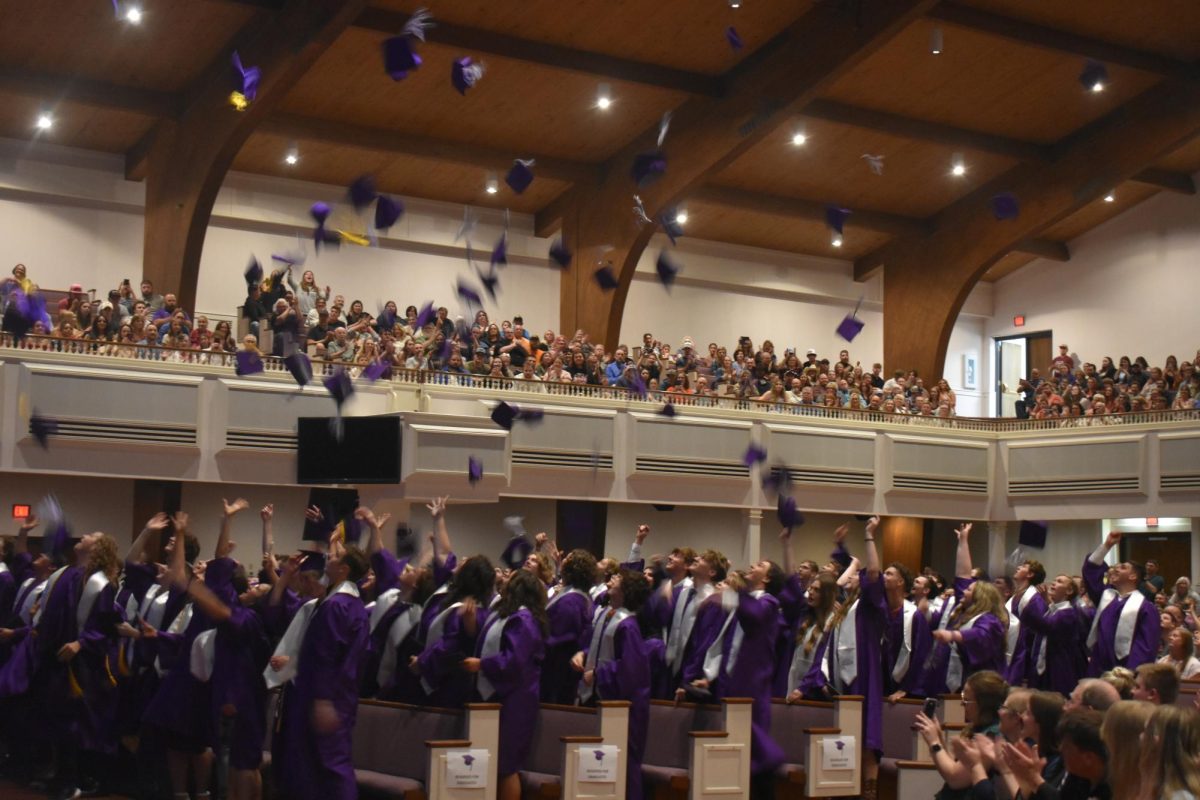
[870,78,1200,382]
[136,0,368,312]
[557,0,940,349]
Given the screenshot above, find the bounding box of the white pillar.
[987,521,1009,577]
[743,509,763,567]
[1192,518,1200,585]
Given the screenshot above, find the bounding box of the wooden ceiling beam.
[258,113,602,184]
[351,7,724,97]
[0,66,182,118]
[929,2,1200,81]
[803,98,1051,162]
[1012,238,1070,263]
[1131,167,1196,194]
[692,185,931,238]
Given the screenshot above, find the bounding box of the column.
[743,508,763,567]
[987,521,1009,578]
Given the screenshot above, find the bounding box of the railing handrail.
[3,332,1198,433]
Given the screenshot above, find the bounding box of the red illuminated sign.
[11,504,31,519]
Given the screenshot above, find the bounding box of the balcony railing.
[4,333,1197,432]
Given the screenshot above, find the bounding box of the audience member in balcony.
[137,279,163,313]
[268,298,299,357]
[1082,531,1160,676]
[241,283,269,340]
[149,293,185,325]
[285,268,328,319]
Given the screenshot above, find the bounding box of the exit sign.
[1013,315,1026,327]
[1146,517,1159,527]
[11,504,31,519]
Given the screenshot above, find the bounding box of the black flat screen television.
[297,415,401,485]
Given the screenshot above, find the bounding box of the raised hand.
[866,515,880,537]
[223,498,249,518]
[426,496,448,519]
[955,522,973,541]
[17,514,38,533]
[779,527,792,542]
[1104,530,1122,549]
[260,503,274,522]
[145,512,171,532]
[833,523,849,544]
[636,524,650,543]
[305,505,325,523]
[172,511,190,533]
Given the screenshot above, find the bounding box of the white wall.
[0,472,134,546]
[984,177,1200,383]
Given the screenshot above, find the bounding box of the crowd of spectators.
[3,263,1199,421]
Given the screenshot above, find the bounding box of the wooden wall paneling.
[880,516,925,574]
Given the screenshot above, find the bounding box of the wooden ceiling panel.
[958,0,1200,62]
[235,132,569,215]
[0,0,257,92]
[684,199,892,260]
[1039,181,1159,242]
[825,19,1162,145]
[709,118,1019,218]
[0,95,153,153]
[981,251,1036,282]
[1153,135,1200,175]
[277,30,686,162]
[369,0,811,76]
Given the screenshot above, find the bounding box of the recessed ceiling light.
[1091,82,1105,93]
[485,175,499,195]
[791,131,807,146]
[596,82,612,110]
[1103,192,1115,203]
[729,0,741,7]
[831,234,843,248]
[125,6,142,23]
[675,210,688,224]
[951,153,966,177]
[35,114,53,131]
[284,150,299,166]
[930,27,943,55]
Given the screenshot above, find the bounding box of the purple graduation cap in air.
[283,351,313,387]
[593,265,619,291]
[655,251,679,289]
[375,195,404,230]
[235,349,264,377]
[363,360,390,382]
[506,160,535,194]
[383,8,432,80]
[548,238,572,269]
[29,411,57,449]
[244,256,263,287]
[825,204,852,235]
[414,301,436,329]
[835,297,866,343]
[726,26,744,52]
[1018,520,1049,550]
[499,534,532,570]
[311,202,334,250]
[761,465,792,496]
[298,550,328,574]
[742,443,768,467]
[658,210,684,245]
[658,402,676,418]
[468,456,483,485]
[347,175,378,212]
[231,51,260,103]
[777,495,804,530]
[451,56,484,95]
[991,192,1020,220]
[631,151,667,187]
[324,367,354,407]
[490,234,508,268]
[456,279,483,307]
[491,401,519,430]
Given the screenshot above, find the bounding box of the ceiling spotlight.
[596,82,612,110]
[930,26,943,55]
[125,5,142,23]
[35,113,53,131]
[1080,60,1108,93]
[284,147,299,166]
[951,153,966,177]
[791,130,807,146]
[485,174,499,195]
[729,0,742,7]
[831,234,843,248]
[675,210,688,224]
[1103,192,1115,203]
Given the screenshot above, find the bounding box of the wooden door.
[1027,333,1053,374]
[1123,532,1192,594]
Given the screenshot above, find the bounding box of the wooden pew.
[770,695,863,799]
[877,698,932,800]
[938,694,964,726]
[519,701,630,800]
[1176,678,1200,710]
[640,698,753,800]
[893,724,963,800]
[351,700,500,800]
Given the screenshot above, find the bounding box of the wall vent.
[1008,477,1139,495]
[225,429,297,452]
[893,475,988,494]
[1160,474,1200,491]
[512,449,614,470]
[34,417,196,446]
[780,467,874,488]
[634,457,748,478]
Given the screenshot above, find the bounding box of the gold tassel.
[336,230,371,247]
[117,644,131,678]
[229,91,249,112]
[104,654,117,687]
[67,665,83,698]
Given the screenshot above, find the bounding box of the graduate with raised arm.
[1002,557,1047,685]
[1081,530,1160,675]
[1016,573,1086,696]
[462,569,546,800]
[414,552,494,708]
[773,525,824,696]
[880,538,931,704]
[168,500,270,800]
[281,533,370,800]
[1,513,48,642]
[784,572,838,702]
[418,496,459,638]
[919,523,1008,697]
[573,569,651,800]
[540,548,596,703]
[0,514,40,623]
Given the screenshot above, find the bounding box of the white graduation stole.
[156,602,195,677]
[829,599,860,691]
[1036,601,1072,675]
[77,571,111,631]
[788,611,835,694]
[580,608,631,703]
[376,604,421,688]
[665,584,695,669]
[369,588,401,634]
[945,614,980,692]
[547,587,587,610]
[892,600,918,683]
[703,608,738,683]
[124,583,168,669]
[190,630,218,682]
[0,562,9,576]
[936,596,958,631]
[16,577,47,625]
[1006,586,1036,664]
[421,601,465,695]
[476,607,525,700]
[589,583,607,601]
[264,598,319,689]
[32,565,70,625]
[668,583,712,673]
[1086,586,1145,661]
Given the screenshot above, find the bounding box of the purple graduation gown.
[1081,559,1160,675]
[417,602,488,708]
[143,597,215,752]
[359,551,408,697]
[678,599,726,691]
[540,589,593,704]
[593,614,650,800]
[70,573,120,754]
[283,587,368,800]
[1018,601,1085,697]
[1004,587,1047,686]
[883,596,932,697]
[916,577,1007,695]
[713,591,786,775]
[773,574,810,697]
[477,608,544,777]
